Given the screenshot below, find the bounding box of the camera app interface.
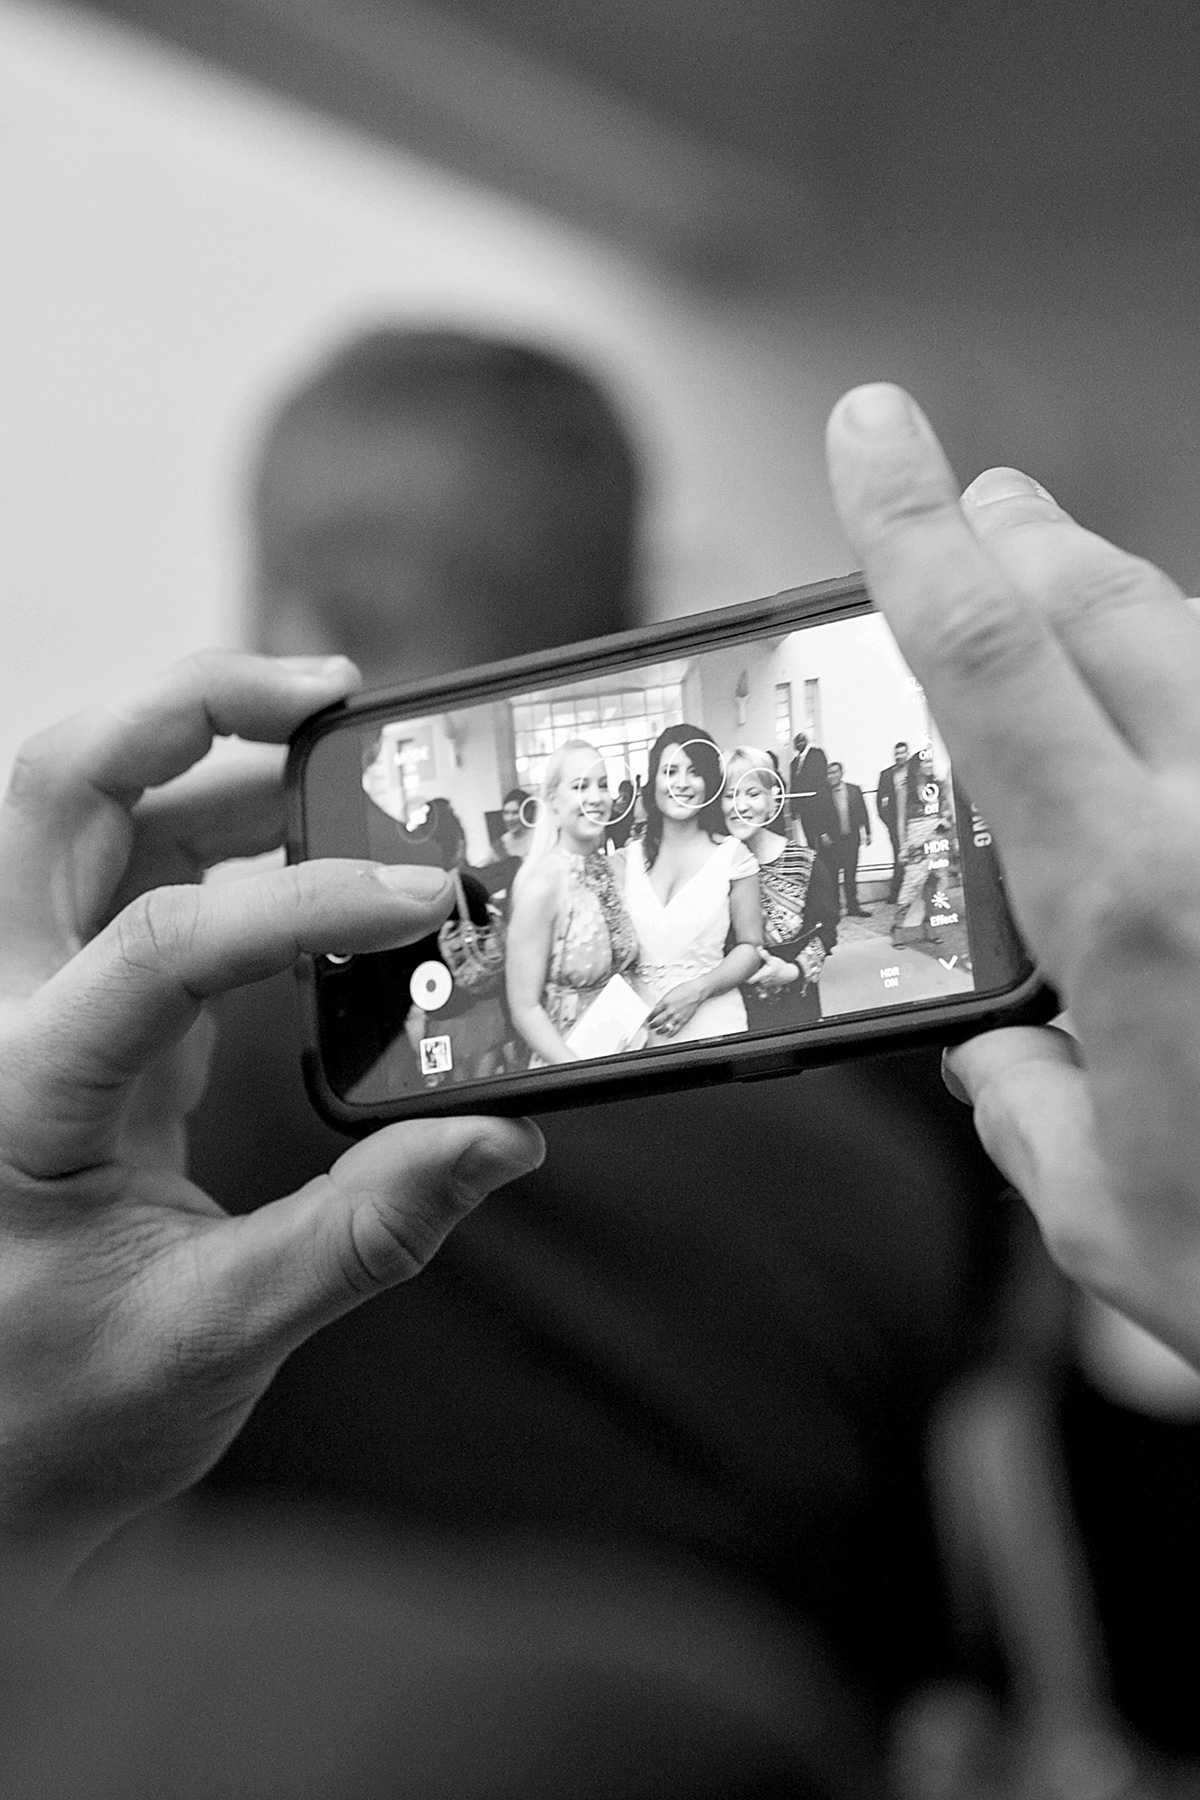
[319,611,996,1103]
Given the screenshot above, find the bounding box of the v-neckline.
[642,837,724,909]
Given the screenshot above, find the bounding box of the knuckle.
[4,727,71,809]
[914,579,1045,685]
[288,858,333,905]
[175,646,234,689]
[1081,843,1195,967]
[1056,550,1169,625]
[116,884,202,975]
[1040,1216,1118,1296]
[281,859,341,932]
[165,649,241,738]
[859,458,952,541]
[341,1196,443,1294]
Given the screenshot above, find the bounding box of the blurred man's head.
[251,329,643,684]
[501,788,529,834]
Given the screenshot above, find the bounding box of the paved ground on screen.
[821,885,972,1015]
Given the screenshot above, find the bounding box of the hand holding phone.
[0,652,544,1606]
[825,385,1200,1372]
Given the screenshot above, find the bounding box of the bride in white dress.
[624,724,763,1044]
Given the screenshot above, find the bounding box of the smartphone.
[287,572,1051,1129]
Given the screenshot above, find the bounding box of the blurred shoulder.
[512,852,566,911]
[724,836,760,881]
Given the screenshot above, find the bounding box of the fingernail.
[963,468,1058,508]
[281,655,361,684]
[374,863,451,897]
[838,384,919,439]
[941,1048,971,1105]
[454,1132,544,1201]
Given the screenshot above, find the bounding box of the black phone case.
[285,573,1056,1132]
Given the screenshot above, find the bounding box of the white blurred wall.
[0,0,855,780]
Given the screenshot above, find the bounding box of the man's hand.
[0,652,543,1602]
[826,386,1200,1369]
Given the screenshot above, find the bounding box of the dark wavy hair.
[641,724,727,869]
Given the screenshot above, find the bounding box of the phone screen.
[298,600,1028,1108]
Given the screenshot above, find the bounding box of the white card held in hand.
[564,974,651,1061]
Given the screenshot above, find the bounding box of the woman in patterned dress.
[506,740,638,1065]
[622,724,763,1044]
[721,745,839,1028]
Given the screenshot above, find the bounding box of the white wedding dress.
[623,835,758,1043]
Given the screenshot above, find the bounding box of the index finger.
[824,385,1142,965]
[959,470,1200,767]
[0,652,360,986]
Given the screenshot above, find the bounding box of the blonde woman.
[506,741,638,1065]
[721,747,839,1027]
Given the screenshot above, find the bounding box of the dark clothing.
[788,747,838,853]
[829,781,870,915]
[318,866,499,1099]
[830,781,870,846]
[605,799,636,852]
[478,853,522,909]
[743,841,839,1030]
[431,868,493,1018]
[875,765,908,904]
[1060,1366,1200,1756]
[2,1504,876,1800]
[191,970,1006,1719]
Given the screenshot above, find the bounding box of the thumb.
[943,1025,1115,1270]
[205,1115,545,1360]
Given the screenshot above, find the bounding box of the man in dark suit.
[875,740,910,904]
[827,761,872,917]
[788,731,839,860]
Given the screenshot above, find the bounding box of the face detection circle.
[661,739,726,814]
[727,765,785,828]
[410,959,454,1011]
[594,754,635,825]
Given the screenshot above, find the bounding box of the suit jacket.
[876,764,907,846]
[788,746,838,849]
[830,781,870,845]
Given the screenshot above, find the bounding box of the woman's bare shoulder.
[512,853,565,911]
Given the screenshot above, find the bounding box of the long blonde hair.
[522,738,607,868]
